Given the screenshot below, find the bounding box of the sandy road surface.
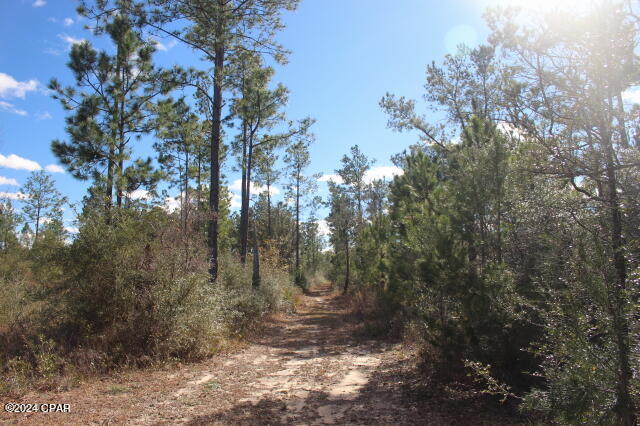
[1,283,519,425]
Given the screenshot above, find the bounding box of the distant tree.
[0,199,21,250]
[130,0,301,282]
[326,182,356,293]
[336,145,374,223]
[154,97,204,229]
[20,171,67,244]
[18,223,33,249]
[284,134,317,286]
[254,150,281,238]
[229,53,289,264]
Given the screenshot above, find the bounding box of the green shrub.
[1,206,299,396]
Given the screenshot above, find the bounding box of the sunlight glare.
[482,0,597,13]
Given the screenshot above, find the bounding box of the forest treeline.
[1,0,327,397]
[324,2,640,424]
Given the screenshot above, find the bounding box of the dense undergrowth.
[0,207,299,396]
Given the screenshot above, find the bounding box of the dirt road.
[1,283,519,425]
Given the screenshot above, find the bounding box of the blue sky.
[0,0,512,231]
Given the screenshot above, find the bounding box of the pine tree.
[284,134,317,286]
[488,4,638,421]
[229,53,289,263]
[131,0,301,281]
[0,199,21,251]
[20,171,67,244]
[154,97,204,229]
[326,182,356,293]
[336,145,374,223]
[50,7,173,216]
[254,150,281,239]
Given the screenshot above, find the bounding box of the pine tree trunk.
[116,51,126,209]
[197,152,202,210]
[106,147,115,220]
[604,138,635,426]
[208,32,224,283]
[295,172,300,283]
[240,121,249,264]
[184,149,189,231]
[34,205,40,243]
[344,232,350,294]
[252,213,260,288]
[266,181,272,238]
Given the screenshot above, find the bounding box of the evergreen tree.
[488,4,639,422]
[20,171,67,244]
[154,97,205,229]
[284,134,317,286]
[336,145,374,223]
[254,150,281,239]
[229,53,289,264]
[50,7,173,215]
[131,0,301,282]
[0,199,21,251]
[326,182,356,293]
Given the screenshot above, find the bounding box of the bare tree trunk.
[266,181,272,238]
[106,146,115,221]
[343,232,350,294]
[196,152,202,209]
[184,149,189,230]
[116,144,124,208]
[34,205,41,243]
[604,137,635,426]
[183,148,190,268]
[295,172,301,283]
[252,211,260,288]
[208,34,224,283]
[240,121,249,264]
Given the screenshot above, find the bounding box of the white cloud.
[64,225,79,234]
[33,0,46,7]
[150,37,177,52]
[622,88,640,104]
[0,154,41,171]
[364,166,404,183]
[128,189,150,200]
[319,168,402,185]
[0,191,27,200]
[317,219,330,237]
[44,164,64,173]
[496,121,526,140]
[38,217,52,225]
[58,33,86,48]
[230,192,242,209]
[318,174,344,184]
[163,196,181,213]
[229,179,280,196]
[0,176,19,186]
[0,73,39,99]
[36,111,52,120]
[63,17,74,26]
[0,101,27,116]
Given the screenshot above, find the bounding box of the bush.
[0,206,298,395]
